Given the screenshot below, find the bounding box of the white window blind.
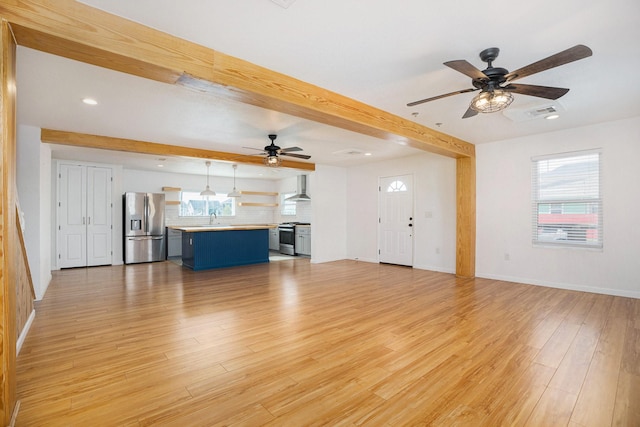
[531,150,602,248]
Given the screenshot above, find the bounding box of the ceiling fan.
[407,45,593,118]
[246,134,311,167]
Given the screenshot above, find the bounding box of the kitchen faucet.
[209,212,217,224]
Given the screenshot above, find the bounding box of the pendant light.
[228,164,241,198]
[200,161,216,196]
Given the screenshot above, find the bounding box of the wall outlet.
[435,247,440,254]
[425,211,433,218]
[504,253,510,261]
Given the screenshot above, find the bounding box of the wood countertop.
[168,224,277,232]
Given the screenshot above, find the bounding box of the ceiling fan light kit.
[264,154,282,167]
[470,89,514,113]
[408,44,593,118]
[246,134,311,168]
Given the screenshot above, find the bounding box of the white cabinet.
[269,227,279,251]
[57,163,113,268]
[295,226,311,256]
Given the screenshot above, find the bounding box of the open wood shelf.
[240,191,278,196]
[237,202,279,207]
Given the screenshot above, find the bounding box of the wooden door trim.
[1,19,18,425]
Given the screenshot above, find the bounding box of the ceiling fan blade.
[505,44,593,82]
[281,152,311,160]
[462,107,478,119]
[504,83,569,100]
[407,88,478,107]
[242,146,266,152]
[444,60,487,80]
[280,146,303,152]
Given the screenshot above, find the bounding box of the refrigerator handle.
[144,195,149,234]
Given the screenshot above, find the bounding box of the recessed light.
[364,152,372,156]
[82,98,98,106]
[157,164,164,168]
[545,114,560,120]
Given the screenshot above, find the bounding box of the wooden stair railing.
[15,205,35,342]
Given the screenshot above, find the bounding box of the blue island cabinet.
[181,229,270,271]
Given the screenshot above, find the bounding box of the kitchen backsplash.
[165,200,311,226]
[123,168,312,226]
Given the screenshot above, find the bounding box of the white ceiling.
[16,0,640,178]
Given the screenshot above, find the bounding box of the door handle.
[408,224,413,227]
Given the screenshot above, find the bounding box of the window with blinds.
[531,150,602,248]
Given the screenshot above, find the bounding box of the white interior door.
[57,163,113,268]
[58,164,87,268]
[86,166,112,266]
[379,174,414,266]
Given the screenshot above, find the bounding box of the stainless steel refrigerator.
[123,192,166,264]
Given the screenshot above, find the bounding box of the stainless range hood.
[285,175,311,202]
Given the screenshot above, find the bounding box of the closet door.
[58,164,87,268]
[86,166,112,266]
[57,163,113,268]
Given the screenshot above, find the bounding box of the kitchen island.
[168,225,276,271]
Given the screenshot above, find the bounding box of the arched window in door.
[387,180,407,192]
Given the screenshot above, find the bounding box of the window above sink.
[179,191,236,217]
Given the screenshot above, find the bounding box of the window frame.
[531,149,602,249]
[281,192,297,216]
[178,191,236,218]
[387,180,408,192]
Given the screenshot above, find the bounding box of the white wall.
[346,152,457,273]
[16,124,52,299]
[476,116,640,298]
[309,166,347,263]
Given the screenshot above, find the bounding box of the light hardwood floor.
[16,259,639,426]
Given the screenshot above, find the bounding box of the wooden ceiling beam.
[1,0,474,159]
[40,129,316,172]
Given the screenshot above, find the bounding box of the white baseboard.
[292,259,638,299]
[476,272,640,299]
[17,309,36,355]
[413,264,456,274]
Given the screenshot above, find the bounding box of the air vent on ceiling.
[333,148,364,156]
[502,102,565,122]
[529,106,558,117]
[270,0,296,8]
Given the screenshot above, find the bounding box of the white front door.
[379,174,414,266]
